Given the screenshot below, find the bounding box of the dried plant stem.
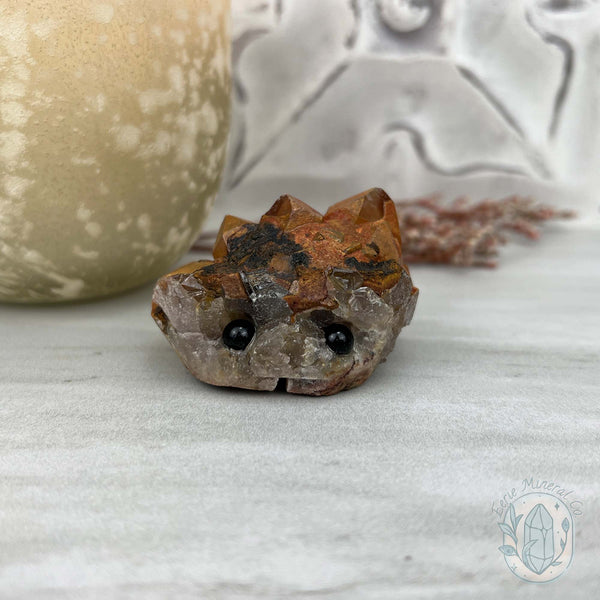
[396,195,575,267]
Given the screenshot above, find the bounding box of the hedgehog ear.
[324,188,401,245]
[213,215,252,259]
[260,194,323,231]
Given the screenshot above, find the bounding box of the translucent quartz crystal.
[152,188,418,396]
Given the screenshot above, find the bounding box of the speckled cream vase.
[0,1,230,303]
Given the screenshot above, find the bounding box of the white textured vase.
[0,0,230,303]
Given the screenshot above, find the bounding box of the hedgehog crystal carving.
[151,188,418,396]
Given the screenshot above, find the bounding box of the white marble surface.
[1,223,599,599]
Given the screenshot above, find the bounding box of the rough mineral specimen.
[151,188,418,396]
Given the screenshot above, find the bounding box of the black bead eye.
[324,324,354,355]
[222,319,255,351]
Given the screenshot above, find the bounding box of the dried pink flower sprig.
[396,195,575,267]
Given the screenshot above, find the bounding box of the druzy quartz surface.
[152,188,418,396]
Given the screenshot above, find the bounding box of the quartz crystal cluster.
[152,188,418,396]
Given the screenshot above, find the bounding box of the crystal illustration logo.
[494,488,577,583]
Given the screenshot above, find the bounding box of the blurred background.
[213,0,600,227]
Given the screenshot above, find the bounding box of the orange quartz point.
[260,194,323,231]
[213,215,252,259]
[325,187,402,247]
